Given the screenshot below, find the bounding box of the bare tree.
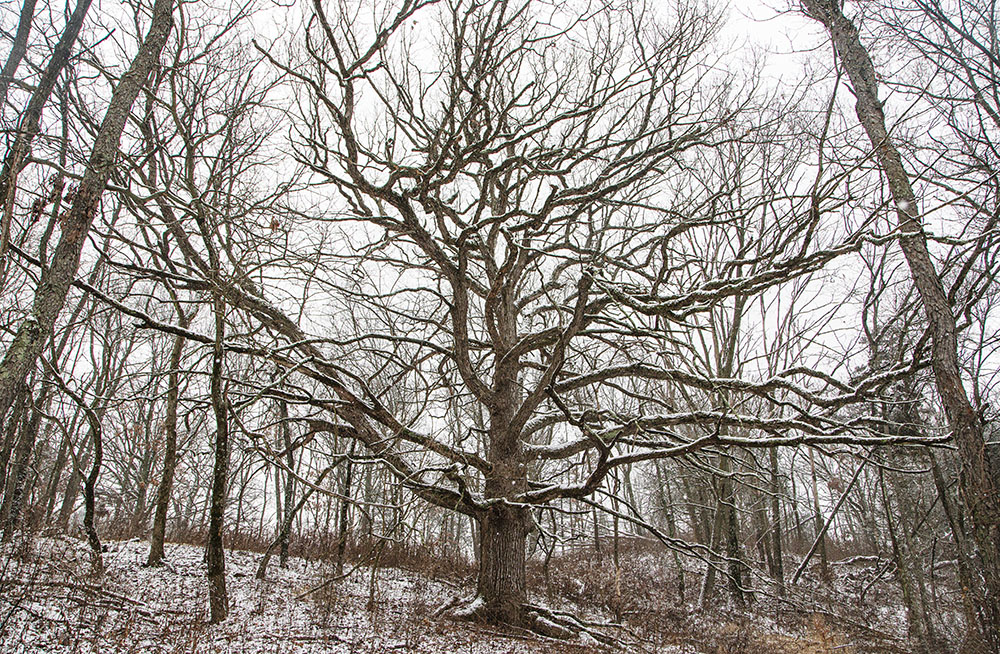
[801,2,1000,649]
[0,0,174,432]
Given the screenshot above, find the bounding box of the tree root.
[435,595,628,648]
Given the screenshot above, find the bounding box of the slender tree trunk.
[82,409,103,573]
[880,467,937,653]
[769,447,785,596]
[656,462,686,602]
[802,3,1000,648]
[129,395,158,536]
[0,0,91,269]
[58,430,90,531]
[0,0,39,110]
[699,474,727,608]
[257,462,338,579]
[808,447,830,582]
[146,323,186,565]
[0,0,173,425]
[723,466,747,607]
[335,444,354,576]
[206,294,229,623]
[42,432,69,523]
[278,399,294,567]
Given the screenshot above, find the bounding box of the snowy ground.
[0,536,625,654]
[0,534,937,653]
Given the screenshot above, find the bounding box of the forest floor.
[0,534,940,653]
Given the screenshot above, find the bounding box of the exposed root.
[525,603,627,646]
[435,595,629,648]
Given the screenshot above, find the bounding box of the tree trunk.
[802,2,1000,649]
[129,396,158,537]
[0,0,173,426]
[808,447,830,582]
[476,504,529,624]
[929,451,982,646]
[82,408,103,573]
[723,467,747,607]
[880,466,936,653]
[1,383,45,539]
[0,383,30,536]
[42,431,69,523]
[278,399,294,568]
[0,384,28,498]
[0,0,91,269]
[335,444,354,576]
[0,0,39,110]
[257,462,337,579]
[58,429,90,531]
[146,324,186,565]
[769,447,785,596]
[206,294,229,623]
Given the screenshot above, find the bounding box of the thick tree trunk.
[802,3,1000,649]
[0,384,28,498]
[1,384,45,539]
[476,504,529,624]
[0,383,29,535]
[0,0,173,425]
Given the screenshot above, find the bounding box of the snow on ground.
[0,536,630,654]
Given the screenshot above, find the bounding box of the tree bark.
[769,447,785,596]
[801,3,1000,648]
[0,0,173,425]
[1,383,45,539]
[206,294,229,623]
[929,451,982,647]
[147,311,188,566]
[41,431,69,523]
[335,443,354,576]
[278,399,294,568]
[808,447,830,582]
[476,504,529,624]
[0,383,33,539]
[82,403,103,573]
[0,0,91,265]
[0,0,39,111]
